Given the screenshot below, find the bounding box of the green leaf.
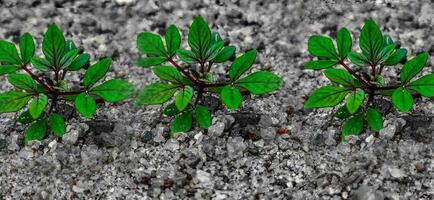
[391,88,413,112]
[165,25,181,56]
[376,44,395,64]
[0,40,21,65]
[59,49,78,68]
[30,57,51,71]
[366,108,383,132]
[205,41,224,61]
[229,50,257,80]
[170,111,193,135]
[90,79,134,102]
[75,93,97,118]
[152,66,184,84]
[220,85,242,110]
[345,89,364,114]
[83,57,111,88]
[324,68,354,86]
[382,35,394,47]
[307,35,338,59]
[400,52,429,84]
[188,16,212,60]
[359,19,383,62]
[135,57,166,68]
[176,49,197,64]
[408,74,434,97]
[65,53,90,71]
[336,28,352,58]
[7,73,37,91]
[348,52,369,67]
[29,94,48,119]
[0,91,31,113]
[175,86,193,111]
[163,103,181,116]
[213,46,235,63]
[19,33,35,64]
[49,113,65,137]
[304,60,338,70]
[0,65,21,75]
[383,48,406,66]
[236,71,282,95]
[24,119,47,145]
[64,40,77,52]
[136,83,177,105]
[210,32,223,44]
[42,24,66,67]
[195,105,211,129]
[335,106,351,119]
[305,86,349,108]
[137,32,167,56]
[18,111,36,124]
[342,115,364,140]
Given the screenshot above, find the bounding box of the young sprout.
[0,24,134,144]
[135,16,283,136]
[305,19,433,140]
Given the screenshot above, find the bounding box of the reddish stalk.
[21,64,53,93]
[167,57,199,84]
[338,60,371,88]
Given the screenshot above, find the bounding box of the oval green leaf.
[90,79,134,103]
[83,57,112,88]
[24,119,48,145]
[366,108,383,132]
[235,71,282,95]
[195,105,211,129]
[171,111,193,136]
[175,86,193,111]
[220,85,242,110]
[391,88,413,112]
[136,83,177,105]
[49,113,65,137]
[229,49,257,80]
[305,86,349,108]
[75,93,97,118]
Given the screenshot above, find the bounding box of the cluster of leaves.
[135,16,283,136]
[305,19,433,139]
[0,24,133,144]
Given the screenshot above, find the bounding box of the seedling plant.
[0,24,134,144]
[135,16,283,136]
[305,19,433,139]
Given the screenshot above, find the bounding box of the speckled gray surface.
[0,0,433,199]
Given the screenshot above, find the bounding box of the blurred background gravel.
[0,0,433,199]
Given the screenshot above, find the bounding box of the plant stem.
[195,87,204,105]
[339,60,371,88]
[167,57,199,84]
[21,64,53,93]
[200,62,205,74]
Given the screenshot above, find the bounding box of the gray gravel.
[1,0,433,199]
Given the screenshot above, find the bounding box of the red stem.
[21,64,53,93]
[167,57,199,84]
[200,62,205,74]
[339,60,371,88]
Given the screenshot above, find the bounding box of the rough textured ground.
[0,0,433,199]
